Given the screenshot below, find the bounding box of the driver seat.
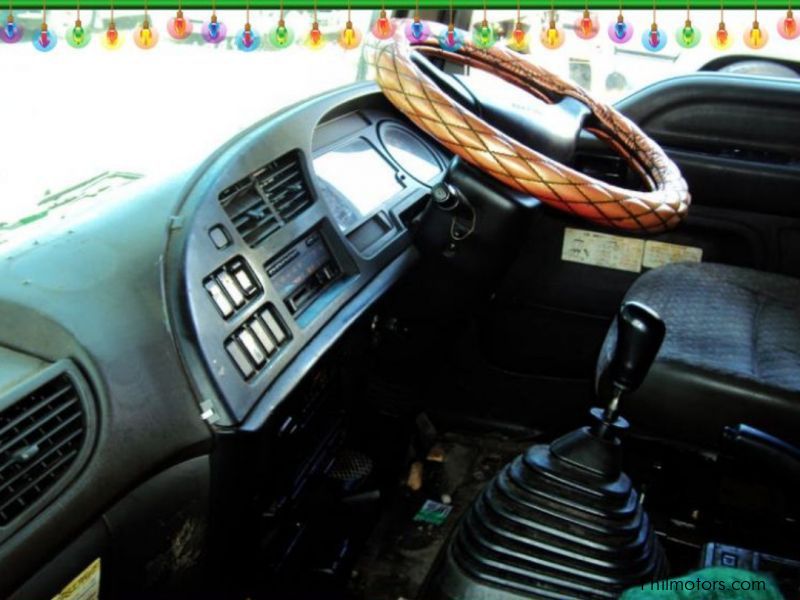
[596,262,800,448]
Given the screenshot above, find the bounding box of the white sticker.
[52,558,101,600]
[562,228,644,273]
[643,240,703,269]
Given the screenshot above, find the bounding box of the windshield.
[0,9,373,234]
[468,9,800,103]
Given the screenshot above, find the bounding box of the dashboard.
[168,89,447,428]
[0,81,448,598]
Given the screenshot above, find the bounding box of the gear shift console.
[432,302,668,600]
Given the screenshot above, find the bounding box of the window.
[468,9,800,104]
[0,9,373,235]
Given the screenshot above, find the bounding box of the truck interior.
[1,8,799,600]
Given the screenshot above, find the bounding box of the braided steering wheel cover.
[365,23,690,233]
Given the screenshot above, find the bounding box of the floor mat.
[347,429,537,600]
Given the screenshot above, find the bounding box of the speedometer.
[379,124,444,184]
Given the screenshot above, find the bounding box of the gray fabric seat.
[597,262,800,448]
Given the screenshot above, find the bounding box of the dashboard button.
[261,310,287,345]
[226,340,254,378]
[209,225,230,249]
[250,319,276,355]
[205,280,234,318]
[238,329,266,367]
[232,265,258,296]
[217,271,246,307]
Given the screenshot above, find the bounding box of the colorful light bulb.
[236,22,260,51]
[711,21,731,49]
[101,20,123,49]
[371,9,395,39]
[676,18,700,47]
[33,23,56,51]
[540,18,564,49]
[269,19,294,48]
[134,18,159,49]
[778,9,799,39]
[438,24,463,51]
[507,21,529,51]
[168,9,193,39]
[608,14,633,43]
[473,20,496,48]
[642,23,666,51]
[67,18,90,48]
[404,18,430,43]
[305,20,325,49]
[202,14,227,43]
[744,20,768,48]
[338,21,362,49]
[1,14,23,43]
[574,9,598,40]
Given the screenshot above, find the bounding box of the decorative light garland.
[1,6,798,54]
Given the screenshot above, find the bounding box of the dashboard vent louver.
[219,151,313,247]
[0,374,86,527]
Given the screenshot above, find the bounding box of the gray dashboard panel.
[165,82,443,428]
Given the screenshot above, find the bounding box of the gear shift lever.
[432,302,670,599]
[602,301,666,425]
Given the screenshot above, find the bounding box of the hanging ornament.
[1,8,23,43]
[507,0,528,52]
[202,0,226,43]
[642,2,666,51]
[168,7,193,40]
[472,2,496,48]
[712,3,732,49]
[778,7,798,38]
[67,4,90,48]
[438,23,463,51]
[33,7,56,51]
[676,3,700,47]
[202,15,226,43]
[405,0,430,43]
[541,9,564,49]
[338,2,362,49]
[236,3,260,51]
[269,0,294,48]
[102,3,123,50]
[574,7,598,40]
[305,0,325,49]
[608,7,633,44]
[372,8,395,39]
[744,2,768,48]
[134,1,159,49]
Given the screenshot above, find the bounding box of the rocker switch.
[217,271,246,307]
[238,329,266,367]
[205,280,234,318]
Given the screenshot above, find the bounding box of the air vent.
[219,151,313,247]
[0,374,86,527]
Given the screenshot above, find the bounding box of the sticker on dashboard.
[51,558,101,600]
[561,228,644,273]
[643,240,703,269]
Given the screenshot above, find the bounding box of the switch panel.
[225,303,291,380]
[204,256,261,320]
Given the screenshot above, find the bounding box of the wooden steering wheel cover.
[366,23,690,233]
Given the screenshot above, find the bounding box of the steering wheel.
[366,22,690,234]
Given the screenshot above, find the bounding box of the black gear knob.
[608,301,666,394]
